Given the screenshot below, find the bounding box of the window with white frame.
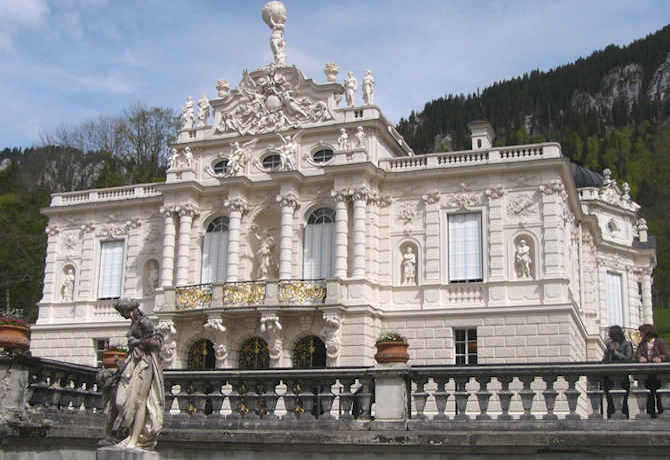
[606,271,624,327]
[94,338,109,367]
[448,212,483,282]
[201,217,229,283]
[455,328,477,365]
[303,208,336,279]
[98,240,124,299]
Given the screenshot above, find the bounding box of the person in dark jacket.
[602,325,633,418]
[635,324,669,418]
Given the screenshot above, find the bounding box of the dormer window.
[213,159,228,175]
[262,154,282,170]
[312,149,333,163]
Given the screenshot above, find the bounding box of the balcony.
[3,354,670,457]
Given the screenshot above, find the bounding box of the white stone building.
[31,2,656,370]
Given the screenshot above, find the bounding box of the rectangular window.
[606,272,624,327]
[455,328,477,365]
[95,338,109,367]
[98,240,124,299]
[448,212,483,282]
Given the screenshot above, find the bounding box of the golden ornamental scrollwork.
[176,284,213,310]
[222,282,266,305]
[279,280,327,305]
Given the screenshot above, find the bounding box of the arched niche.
[394,240,420,286]
[187,339,216,369]
[247,208,280,281]
[292,335,327,368]
[60,263,76,302]
[512,233,536,280]
[238,336,270,369]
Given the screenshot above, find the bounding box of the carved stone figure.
[251,224,276,280]
[401,247,417,285]
[61,266,75,302]
[262,1,287,66]
[196,93,210,128]
[344,72,357,107]
[215,343,227,361]
[157,320,176,365]
[321,313,341,360]
[143,260,159,296]
[260,313,282,362]
[216,79,230,98]
[324,62,339,82]
[183,146,193,169]
[110,299,164,450]
[355,126,366,148]
[277,130,303,171]
[204,318,226,333]
[337,128,350,151]
[362,70,375,105]
[515,239,533,279]
[168,148,178,170]
[181,96,195,130]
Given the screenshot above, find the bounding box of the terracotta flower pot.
[374,340,409,364]
[0,323,31,351]
[103,350,127,368]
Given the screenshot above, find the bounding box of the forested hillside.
[397,25,670,310]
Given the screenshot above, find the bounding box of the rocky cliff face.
[571,63,644,115]
[648,51,670,101]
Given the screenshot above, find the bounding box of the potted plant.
[374,332,409,364]
[103,344,128,368]
[0,315,31,352]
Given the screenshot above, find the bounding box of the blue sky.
[1,0,670,148]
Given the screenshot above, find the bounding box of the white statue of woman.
[344,72,357,107]
[355,126,366,148]
[362,70,375,105]
[181,96,194,130]
[337,128,350,151]
[401,247,417,285]
[61,267,75,302]
[252,225,275,280]
[196,93,210,128]
[515,239,533,279]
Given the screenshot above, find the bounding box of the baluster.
[497,376,513,420]
[241,379,257,418]
[632,383,650,420]
[338,378,354,420]
[164,382,177,416]
[453,377,470,421]
[28,369,50,408]
[282,379,299,419]
[655,375,670,419]
[412,376,429,420]
[542,375,559,420]
[318,378,336,420]
[356,377,373,420]
[208,379,225,417]
[258,379,279,419]
[82,376,97,412]
[475,376,492,420]
[518,375,536,420]
[586,375,604,420]
[175,382,192,416]
[190,380,208,416]
[58,373,74,410]
[299,379,317,420]
[433,376,450,420]
[564,375,582,420]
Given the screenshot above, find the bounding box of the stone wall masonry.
[30,325,128,366]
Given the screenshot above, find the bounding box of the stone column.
[224,197,248,282]
[332,190,350,279]
[277,192,299,280]
[422,191,441,282]
[352,187,369,278]
[539,180,564,276]
[485,186,505,281]
[160,207,176,289]
[175,204,198,286]
[642,269,653,324]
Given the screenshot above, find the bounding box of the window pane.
[455,329,465,342]
[455,342,465,355]
[606,272,624,326]
[98,241,124,298]
[468,328,477,340]
[469,355,478,365]
[449,212,483,282]
[456,355,465,365]
[312,149,333,163]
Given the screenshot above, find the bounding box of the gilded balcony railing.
[222,281,266,306]
[278,279,327,305]
[176,284,213,310]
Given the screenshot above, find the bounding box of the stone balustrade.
[50,183,162,206]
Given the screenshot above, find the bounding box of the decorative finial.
[262,1,287,66]
[324,63,339,82]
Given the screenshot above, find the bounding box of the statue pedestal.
[97,447,159,460]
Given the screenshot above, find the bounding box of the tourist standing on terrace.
[636,324,668,418]
[602,325,633,418]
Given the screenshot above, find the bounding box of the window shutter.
[607,272,624,326]
[98,241,124,298]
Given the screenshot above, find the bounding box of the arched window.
[312,149,333,163]
[292,336,327,368]
[201,217,229,283]
[213,159,228,175]
[303,208,336,279]
[262,154,282,170]
[187,339,216,369]
[239,337,270,369]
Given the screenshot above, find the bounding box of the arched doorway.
[187,339,216,369]
[292,335,327,368]
[238,337,270,369]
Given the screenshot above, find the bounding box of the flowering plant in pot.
[374,331,409,364]
[0,314,31,352]
[103,343,128,368]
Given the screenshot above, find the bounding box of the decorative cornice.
[96,218,142,238]
[446,184,482,210]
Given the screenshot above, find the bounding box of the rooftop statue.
[344,72,357,107]
[181,96,194,131]
[362,70,375,105]
[262,1,287,66]
[197,93,210,128]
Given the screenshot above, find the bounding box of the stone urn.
[102,349,128,368]
[0,319,31,352]
[324,63,339,83]
[374,333,409,364]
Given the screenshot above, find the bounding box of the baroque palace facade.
[31,2,656,370]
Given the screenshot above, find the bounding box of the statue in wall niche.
[108,299,164,451]
[196,93,210,128]
[251,225,276,280]
[362,70,375,105]
[344,72,357,107]
[60,266,75,302]
[183,146,194,169]
[401,246,417,285]
[181,96,195,130]
[514,239,533,279]
[337,128,350,151]
[143,260,159,296]
[355,126,366,148]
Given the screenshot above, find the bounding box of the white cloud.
[0,0,49,26]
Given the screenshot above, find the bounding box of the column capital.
[276,192,300,209]
[176,203,199,217]
[223,197,249,215]
[352,186,370,202]
[330,188,351,202]
[159,205,178,217]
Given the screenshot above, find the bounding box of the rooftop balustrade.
[49,183,162,207]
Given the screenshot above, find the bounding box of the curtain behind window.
[98,240,124,298]
[448,212,482,282]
